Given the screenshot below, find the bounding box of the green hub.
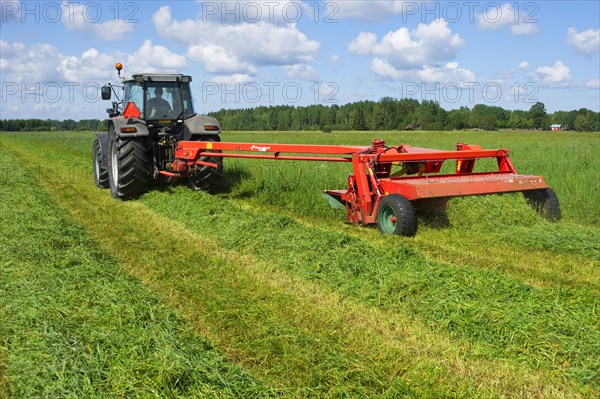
[379,205,397,235]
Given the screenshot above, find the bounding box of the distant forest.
[2,98,599,132]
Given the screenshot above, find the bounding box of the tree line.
[1,99,599,132]
[209,99,599,132]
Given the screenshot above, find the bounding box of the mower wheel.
[109,136,150,200]
[189,136,223,193]
[377,194,418,236]
[93,139,109,189]
[523,188,561,222]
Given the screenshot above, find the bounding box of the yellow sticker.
[206,142,213,149]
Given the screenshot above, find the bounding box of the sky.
[1,0,599,120]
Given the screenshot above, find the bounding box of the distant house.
[550,124,562,131]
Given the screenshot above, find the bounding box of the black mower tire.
[93,138,109,189]
[377,194,418,236]
[523,188,561,222]
[189,136,223,193]
[109,136,150,200]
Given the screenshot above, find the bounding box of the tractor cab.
[122,74,195,122]
[102,73,195,124]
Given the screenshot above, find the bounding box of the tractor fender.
[94,131,109,169]
[110,116,150,138]
[184,115,221,140]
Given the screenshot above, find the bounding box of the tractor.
[93,63,222,199]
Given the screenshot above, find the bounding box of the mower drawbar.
[172,139,560,236]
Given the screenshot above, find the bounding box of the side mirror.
[101,85,112,100]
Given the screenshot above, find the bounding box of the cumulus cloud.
[0,39,186,83]
[533,61,572,85]
[152,5,319,78]
[187,44,256,75]
[60,1,134,41]
[348,19,473,84]
[567,27,600,55]
[371,58,475,84]
[208,74,254,85]
[476,3,539,36]
[283,64,318,81]
[519,60,573,87]
[1,40,65,82]
[585,79,600,89]
[348,19,465,69]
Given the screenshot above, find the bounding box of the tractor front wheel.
[523,188,561,222]
[93,139,109,189]
[109,136,150,200]
[377,194,418,236]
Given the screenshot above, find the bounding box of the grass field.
[1,130,599,398]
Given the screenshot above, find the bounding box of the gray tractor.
[93,64,222,199]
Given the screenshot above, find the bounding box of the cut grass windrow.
[0,148,276,398]
[3,137,597,397]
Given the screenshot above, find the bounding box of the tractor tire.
[188,136,223,193]
[377,194,418,236]
[523,188,561,222]
[109,136,150,200]
[93,139,109,189]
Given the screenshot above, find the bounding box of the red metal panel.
[177,141,368,155]
[379,173,548,201]
[195,152,352,163]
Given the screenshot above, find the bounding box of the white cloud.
[348,19,465,69]
[127,40,187,72]
[586,79,600,89]
[324,1,421,22]
[477,3,538,36]
[0,40,187,84]
[152,6,319,76]
[60,1,133,41]
[371,58,475,84]
[209,74,254,85]
[187,44,256,74]
[283,64,318,81]
[527,61,572,87]
[518,61,530,69]
[0,40,64,82]
[567,27,600,55]
[534,61,572,84]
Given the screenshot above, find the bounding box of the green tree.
[528,102,547,129]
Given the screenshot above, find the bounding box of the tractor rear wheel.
[188,136,223,193]
[93,139,109,188]
[523,188,561,222]
[109,136,150,200]
[377,194,418,236]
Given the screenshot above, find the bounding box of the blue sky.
[1,0,599,120]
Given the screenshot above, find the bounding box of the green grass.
[1,130,599,398]
[0,148,275,398]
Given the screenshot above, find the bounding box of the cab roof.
[127,74,192,83]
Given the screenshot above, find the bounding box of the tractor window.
[146,82,195,120]
[124,82,144,115]
[181,83,195,118]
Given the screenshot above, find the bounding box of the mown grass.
[1,130,599,398]
[0,147,275,398]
